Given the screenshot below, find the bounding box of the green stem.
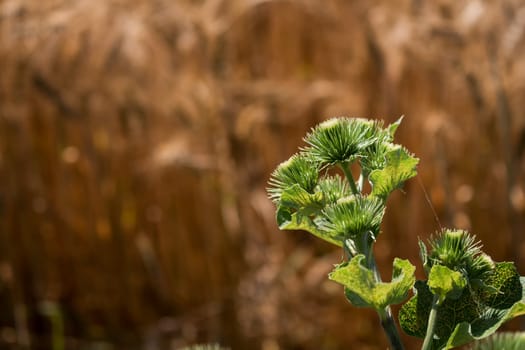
[422,294,440,350]
[379,308,406,350]
[370,253,405,350]
[339,162,359,195]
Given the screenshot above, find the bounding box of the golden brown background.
[1,0,525,349]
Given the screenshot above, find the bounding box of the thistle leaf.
[478,262,522,309]
[442,272,525,349]
[329,254,415,311]
[467,332,525,350]
[444,296,525,349]
[280,184,324,214]
[399,280,480,344]
[276,205,342,246]
[387,116,404,138]
[428,265,467,302]
[399,266,525,350]
[369,145,419,198]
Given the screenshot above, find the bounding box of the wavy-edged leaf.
[329,254,415,311]
[276,205,342,246]
[400,272,525,350]
[280,184,324,214]
[428,265,467,302]
[478,262,522,309]
[369,145,419,198]
[467,332,525,350]
[399,280,481,346]
[442,276,525,349]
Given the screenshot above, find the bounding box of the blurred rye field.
[1,0,525,349]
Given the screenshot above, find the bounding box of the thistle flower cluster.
[267,117,418,258]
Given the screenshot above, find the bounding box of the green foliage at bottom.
[467,332,525,350]
[399,263,525,349]
[329,254,415,312]
[398,280,479,341]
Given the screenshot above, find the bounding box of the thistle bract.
[319,195,384,241]
[424,229,493,281]
[303,117,378,166]
[268,153,319,203]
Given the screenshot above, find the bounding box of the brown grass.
[0,0,525,349]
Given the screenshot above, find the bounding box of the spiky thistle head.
[316,175,352,205]
[302,117,379,167]
[425,229,493,280]
[267,153,319,203]
[318,195,385,241]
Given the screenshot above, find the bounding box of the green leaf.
[467,332,525,350]
[399,280,480,344]
[276,205,342,247]
[329,254,415,311]
[478,262,522,309]
[387,116,404,138]
[444,303,525,349]
[443,277,525,349]
[280,184,324,214]
[369,145,419,198]
[428,265,467,303]
[400,273,525,350]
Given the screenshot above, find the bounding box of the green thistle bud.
[303,117,378,167]
[267,153,319,203]
[468,253,495,282]
[316,175,352,205]
[426,229,487,278]
[319,195,385,241]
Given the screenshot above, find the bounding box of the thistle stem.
[370,254,405,350]
[421,294,440,350]
[339,162,359,195]
[379,308,405,350]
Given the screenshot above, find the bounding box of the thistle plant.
[267,117,525,350]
